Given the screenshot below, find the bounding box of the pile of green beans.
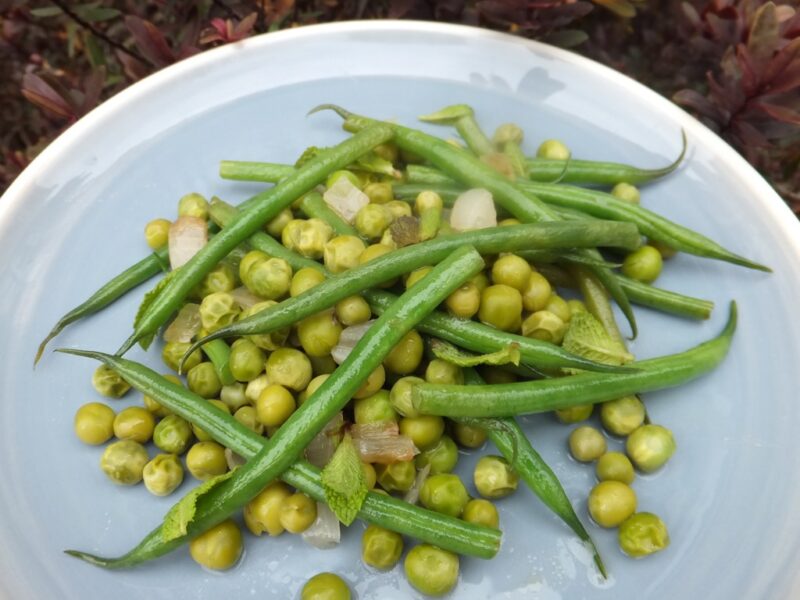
[38,103,756,596]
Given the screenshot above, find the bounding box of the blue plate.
[1,21,799,599]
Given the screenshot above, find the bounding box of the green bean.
[185,220,640,361]
[297,192,368,241]
[418,104,495,157]
[67,246,485,569]
[571,266,626,346]
[414,302,737,417]
[311,104,637,338]
[59,349,500,565]
[366,290,634,374]
[523,134,686,185]
[460,368,605,577]
[201,339,235,386]
[35,247,169,365]
[118,124,395,355]
[212,199,632,374]
[220,160,291,183]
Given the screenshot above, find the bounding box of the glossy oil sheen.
[1,21,799,600]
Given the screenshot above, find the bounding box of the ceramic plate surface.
[1,21,799,600]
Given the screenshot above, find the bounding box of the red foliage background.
[1,0,798,209]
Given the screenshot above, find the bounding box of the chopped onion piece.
[302,502,341,549]
[403,464,431,505]
[168,215,207,269]
[163,303,201,343]
[331,320,376,364]
[450,188,497,231]
[323,177,369,223]
[224,448,246,470]
[231,286,262,310]
[304,412,344,468]
[351,422,419,464]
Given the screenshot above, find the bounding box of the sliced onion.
[168,215,208,269]
[304,412,344,468]
[224,448,246,470]
[302,502,341,549]
[323,176,369,223]
[450,188,497,231]
[403,464,431,505]
[163,303,201,343]
[331,320,376,364]
[351,422,419,464]
[231,286,262,310]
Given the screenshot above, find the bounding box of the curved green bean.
[118,124,395,355]
[414,302,737,418]
[59,349,500,564]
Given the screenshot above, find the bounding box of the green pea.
[187,361,222,398]
[244,481,292,536]
[453,422,487,448]
[444,282,481,319]
[474,455,519,499]
[309,355,337,376]
[240,300,290,351]
[353,365,385,400]
[228,339,266,382]
[326,169,361,189]
[416,435,458,474]
[405,266,433,289]
[384,330,424,375]
[354,390,397,424]
[186,441,228,481]
[358,242,394,266]
[521,310,567,345]
[192,399,230,442]
[554,403,593,424]
[420,473,470,518]
[282,218,333,259]
[385,200,412,220]
[220,381,249,412]
[240,250,292,300]
[545,294,572,323]
[177,192,208,219]
[355,204,393,239]
[361,524,403,570]
[492,254,532,292]
[279,492,317,534]
[297,309,342,357]
[290,267,327,297]
[362,461,377,489]
[596,452,635,484]
[375,460,416,493]
[536,139,570,160]
[648,238,678,259]
[162,341,202,373]
[622,245,663,284]
[189,519,242,571]
[266,348,312,392]
[256,384,296,428]
[626,424,676,472]
[324,235,366,274]
[400,416,445,450]
[233,405,264,435]
[112,406,155,443]
[404,545,459,597]
[364,181,393,204]
[142,453,184,496]
[567,298,587,315]
[334,295,372,327]
[479,284,523,332]
[199,291,240,333]
[144,218,170,250]
[390,376,424,418]
[100,440,149,485]
[618,512,670,557]
[588,480,637,528]
[569,426,607,462]
[462,498,500,529]
[153,414,193,454]
[265,207,293,237]
[74,402,115,445]
[301,572,351,600]
[91,364,130,398]
[245,374,271,405]
[425,359,463,385]
[143,374,180,417]
[194,263,236,299]
[611,182,641,204]
[600,395,646,436]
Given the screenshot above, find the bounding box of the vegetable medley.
[40,103,764,598]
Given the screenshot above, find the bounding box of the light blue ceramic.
[1,21,799,600]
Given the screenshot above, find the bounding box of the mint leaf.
[321,434,367,526]
[561,311,634,373]
[133,268,178,332]
[431,338,520,367]
[161,469,237,542]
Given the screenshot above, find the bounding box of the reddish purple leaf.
[125,16,176,67]
[673,88,727,123]
[736,44,759,96]
[754,101,800,125]
[21,73,75,120]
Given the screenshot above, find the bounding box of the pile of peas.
[71,132,690,597]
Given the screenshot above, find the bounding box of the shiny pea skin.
[462,498,500,529]
[144,218,170,250]
[588,480,637,528]
[425,359,463,385]
[596,452,635,484]
[404,545,459,597]
[521,271,552,313]
[600,395,646,436]
[178,192,209,219]
[569,426,607,462]
[335,295,372,327]
[375,460,416,493]
[228,339,266,382]
[297,309,342,357]
[234,405,264,435]
[245,481,292,536]
[187,361,222,398]
[353,365,386,399]
[416,435,458,474]
[384,330,424,375]
[162,341,202,373]
[220,382,249,412]
[186,441,228,481]
[142,453,184,496]
[474,455,518,499]
[290,267,327,297]
[153,414,193,454]
[453,422,487,449]
[301,572,351,600]
[444,282,481,319]
[390,376,425,418]
[491,254,532,292]
[354,390,397,424]
[266,348,312,391]
[545,294,572,323]
[92,364,130,398]
[400,415,445,450]
[279,492,317,534]
[626,424,676,472]
[362,525,403,570]
[521,310,567,345]
[324,235,366,274]
[554,403,594,424]
[74,402,115,445]
[419,473,470,518]
[256,384,296,428]
[622,245,663,284]
[113,406,155,443]
[189,519,243,571]
[478,284,523,332]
